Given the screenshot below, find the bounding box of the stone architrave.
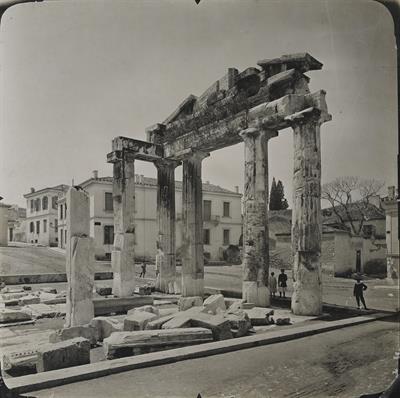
[65,187,95,327]
[181,151,209,297]
[112,154,136,297]
[288,108,327,316]
[154,159,180,293]
[240,128,277,307]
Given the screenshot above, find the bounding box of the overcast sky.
[0,0,397,208]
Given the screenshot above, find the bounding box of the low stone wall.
[0,272,113,285]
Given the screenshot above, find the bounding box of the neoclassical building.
[58,171,242,261]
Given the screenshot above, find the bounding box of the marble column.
[112,153,136,297]
[181,151,209,297]
[155,159,180,293]
[240,127,277,307]
[290,111,323,315]
[65,187,94,327]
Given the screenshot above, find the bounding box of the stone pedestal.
[65,187,94,327]
[155,159,179,293]
[112,156,136,297]
[181,152,208,297]
[240,128,277,307]
[290,111,323,316]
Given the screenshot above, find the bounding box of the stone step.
[103,328,213,359]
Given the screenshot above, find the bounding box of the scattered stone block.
[127,305,160,316]
[190,313,233,341]
[161,315,192,330]
[103,328,213,359]
[18,294,40,306]
[223,310,252,338]
[178,296,203,311]
[21,303,66,319]
[22,286,32,291]
[36,337,91,372]
[203,294,226,314]
[124,311,158,331]
[49,325,99,346]
[90,317,123,341]
[96,286,112,296]
[39,292,66,305]
[1,292,27,301]
[145,314,177,330]
[3,299,19,306]
[153,300,177,309]
[244,307,275,326]
[3,349,38,375]
[40,287,58,294]
[158,307,179,317]
[0,309,32,323]
[276,318,291,326]
[138,286,152,295]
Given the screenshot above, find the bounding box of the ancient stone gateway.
[107,53,331,316]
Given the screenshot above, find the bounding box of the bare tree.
[321,176,384,236]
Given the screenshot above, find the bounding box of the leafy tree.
[269,178,289,210]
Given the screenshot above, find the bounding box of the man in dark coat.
[353,278,368,310]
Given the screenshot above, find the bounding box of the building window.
[223,229,230,246]
[35,198,40,212]
[54,219,58,233]
[60,229,63,246]
[104,225,114,245]
[65,230,67,244]
[60,204,63,220]
[36,221,40,235]
[203,200,211,221]
[223,202,230,217]
[30,222,34,233]
[30,200,34,212]
[43,219,47,233]
[64,203,67,219]
[203,229,210,245]
[52,196,58,209]
[42,196,48,210]
[105,192,113,211]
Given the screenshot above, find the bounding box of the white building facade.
[70,172,242,261]
[24,185,69,246]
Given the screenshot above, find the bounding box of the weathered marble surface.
[240,128,277,307]
[181,152,208,297]
[112,157,136,297]
[155,159,179,293]
[290,111,323,316]
[65,237,95,327]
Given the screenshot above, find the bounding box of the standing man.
[278,269,288,298]
[269,272,277,298]
[353,278,368,310]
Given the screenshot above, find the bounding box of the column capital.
[240,127,278,141]
[284,107,332,127]
[154,158,181,170]
[176,149,209,162]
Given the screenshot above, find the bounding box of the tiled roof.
[80,176,239,195]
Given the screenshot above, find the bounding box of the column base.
[181,275,204,298]
[242,281,270,307]
[112,233,135,298]
[291,286,322,315]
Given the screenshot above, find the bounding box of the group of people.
[268,268,369,310]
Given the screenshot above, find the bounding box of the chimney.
[388,186,395,200]
[30,187,35,193]
[234,186,239,193]
[92,170,98,179]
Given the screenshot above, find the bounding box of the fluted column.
[112,153,136,297]
[181,151,209,297]
[289,109,324,315]
[155,159,180,293]
[240,127,277,307]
